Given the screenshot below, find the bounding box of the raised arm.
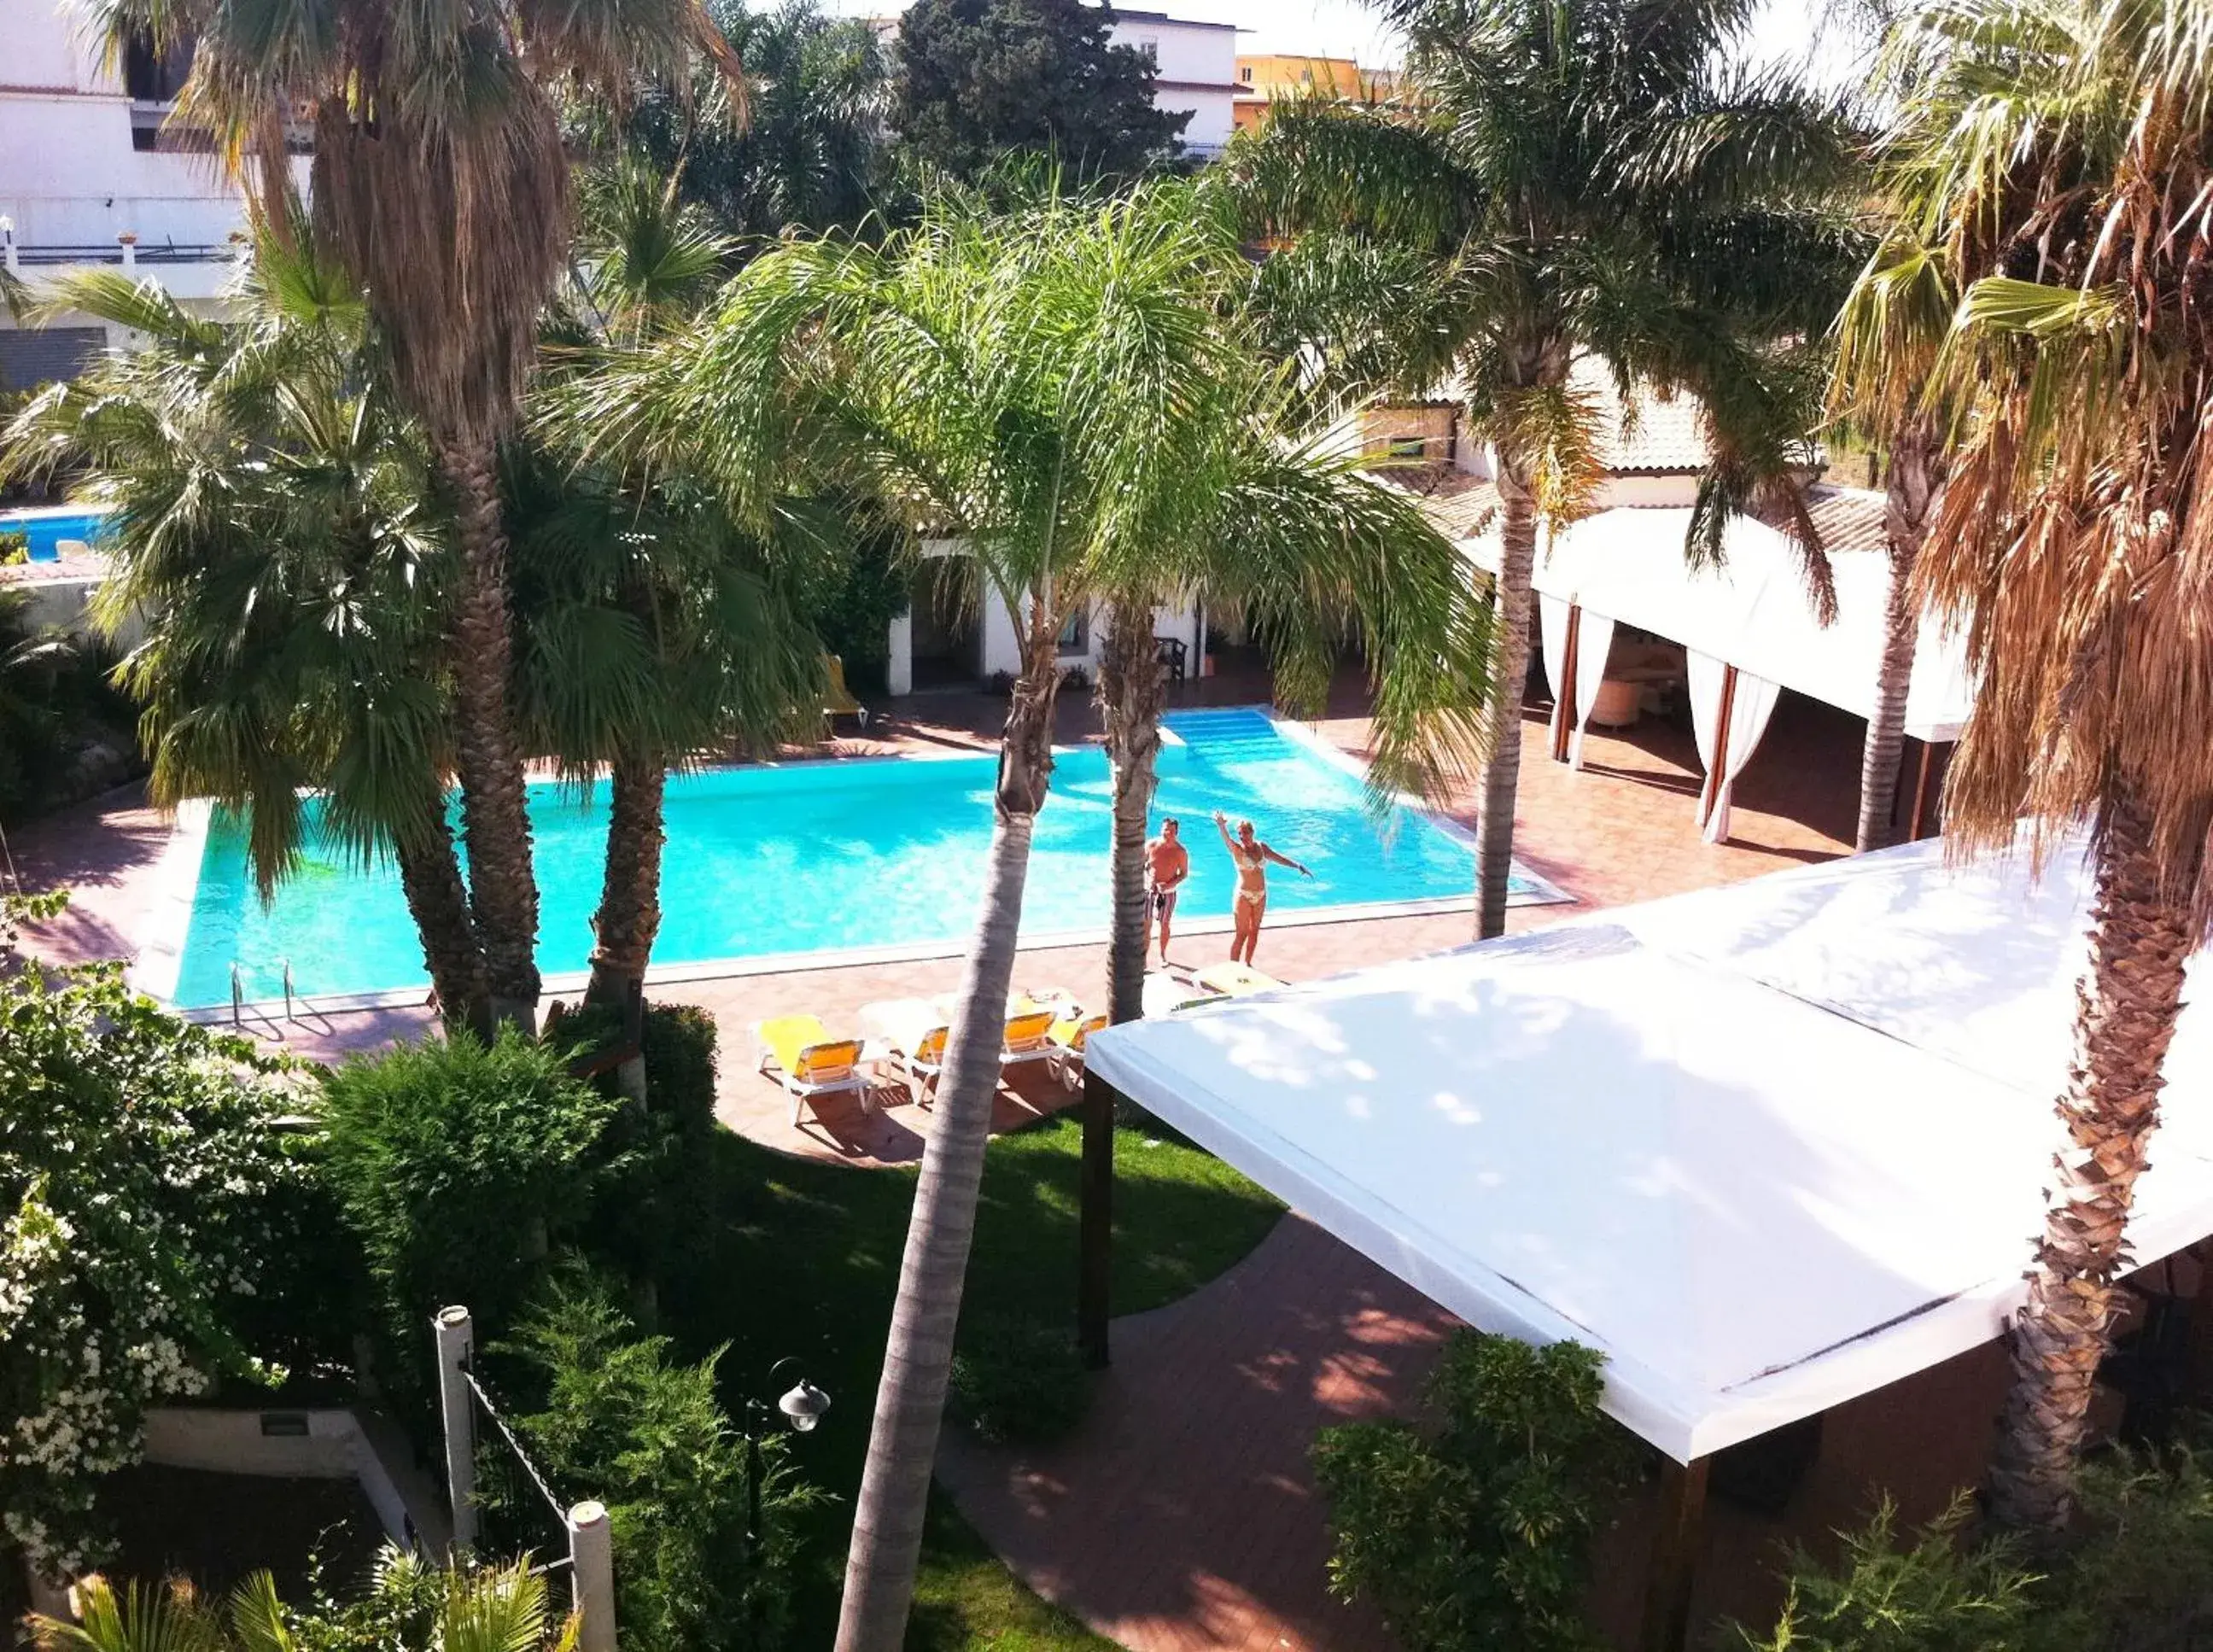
[1212,810,1237,853]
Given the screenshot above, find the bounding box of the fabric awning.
[1084,838,2213,1462]
[1463,504,1977,742]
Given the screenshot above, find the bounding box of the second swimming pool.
[167,707,1558,1008]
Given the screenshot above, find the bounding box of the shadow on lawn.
[652,1113,1286,1649]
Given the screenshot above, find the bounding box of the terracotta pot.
[1588,677,1643,728]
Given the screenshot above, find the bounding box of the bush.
[318,1030,617,1392]
[0,954,318,1575]
[556,999,721,1134]
[1733,1497,2039,1652]
[491,1272,820,1652]
[2036,1436,2213,1651]
[948,1311,1092,1446]
[1311,1330,1634,1652]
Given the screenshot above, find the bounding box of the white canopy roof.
[1465,505,1979,742]
[1086,838,2213,1463]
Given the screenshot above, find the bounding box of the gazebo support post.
[1638,1455,1710,1652]
[1077,1067,1118,1369]
[1908,740,1938,841]
[1697,667,1739,835]
[1550,604,1582,764]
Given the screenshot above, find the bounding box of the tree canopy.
[892,0,1189,183]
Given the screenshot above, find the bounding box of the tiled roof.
[0,551,107,586]
[1371,465,1500,541]
[1806,484,1888,556]
[1575,359,1712,475]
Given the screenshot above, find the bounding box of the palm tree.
[529,161,825,1007]
[1869,0,2213,1529]
[1831,230,1955,851]
[0,236,493,1034]
[80,0,749,1030]
[1229,0,1860,936]
[556,173,1465,1649]
[1092,410,1491,1027]
[34,1550,577,1652]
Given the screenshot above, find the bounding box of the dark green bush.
[318,1030,616,1390]
[1311,1330,1633,1652]
[492,1271,820,1652]
[554,1000,720,1132]
[948,1311,1092,1446]
[1736,1435,2213,1652]
[1732,1497,2038,1652]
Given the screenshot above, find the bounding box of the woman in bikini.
[1213,808,1311,966]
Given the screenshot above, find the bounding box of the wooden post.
[1639,1456,1710,1652]
[1077,1067,1117,1369]
[433,1306,477,1552]
[1550,604,1583,764]
[1908,740,1938,841]
[568,1499,617,1652]
[1696,667,1738,834]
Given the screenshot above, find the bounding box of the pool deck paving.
[13,665,1896,1651]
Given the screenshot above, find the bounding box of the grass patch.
[651,1111,1284,1649]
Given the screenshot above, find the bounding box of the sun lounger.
[999,1007,1060,1078]
[1142,971,1223,1018]
[1048,1010,1110,1091]
[824,654,870,732]
[861,997,951,1104]
[1193,960,1284,997]
[753,1014,869,1128]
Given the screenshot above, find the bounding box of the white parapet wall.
[140,1406,452,1556]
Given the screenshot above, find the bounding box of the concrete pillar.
[433,1305,477,1551]
[568,1500,617,1652]
[887,609,914,698]
[118,233,137,271]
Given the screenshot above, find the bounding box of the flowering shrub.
[0,949,313,1578]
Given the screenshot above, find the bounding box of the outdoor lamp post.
[744,1357,829,1628]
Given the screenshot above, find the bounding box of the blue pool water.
[0,509,108,562]
[174,709,1534,1007]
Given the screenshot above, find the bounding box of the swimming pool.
[0,507,109,563]
[157,708,1565,1009]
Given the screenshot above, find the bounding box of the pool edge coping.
[143,703,1579,1023]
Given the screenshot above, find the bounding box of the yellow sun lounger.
[862,998,951,1104]
[1194,961,1284,997]
[824,654,870,732]
[754,1014,869,1127]
[1000,1007,1060,1077]
[1048,1011,1110,1091]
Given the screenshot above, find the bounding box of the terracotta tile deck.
[14,665,1907,1651]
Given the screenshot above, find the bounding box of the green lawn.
[653,1111,1285,1649]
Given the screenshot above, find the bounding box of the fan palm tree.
[1229,0,1861,936]
[33,1550,577,1652]
[78,0,750,1030]
[1831,229,1955,851]
[1869,0,2213,1529]
[531,161,825,1007]
[0,234,493,1034]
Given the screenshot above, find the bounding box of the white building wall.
[1109,11,1240,158]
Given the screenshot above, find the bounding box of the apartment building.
[1234,52,1394,131]
[0,3,303,387]
[1105,9,1241,158]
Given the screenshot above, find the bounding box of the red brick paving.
[17,666,1932,1651]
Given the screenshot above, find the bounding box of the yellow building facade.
[1232,54,1390,131]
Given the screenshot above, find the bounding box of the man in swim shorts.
[1146,816,1190,962]
[1213,808,1311,966]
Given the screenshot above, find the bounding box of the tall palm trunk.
[1098,602,1166,1026]
[836,654,1061,1652]
[438,433,542,1030]
[585,752,668,1008]
[1474,447,1539,940]
[390,777,492,1042]
[1988,791,2198,1530]
[1855,423,1941,853]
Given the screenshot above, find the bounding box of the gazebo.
[1433,486,1979,842]
[1073,836,2211,1651]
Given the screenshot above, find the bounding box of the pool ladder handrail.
[229,958,296,1027]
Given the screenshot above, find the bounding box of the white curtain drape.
[1688,650,1783,844]
[1568,611,1616,772]
[1540,593,1574,754]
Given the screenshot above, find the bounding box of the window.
[1241,66,1254,82]
[1388,435,1429,459]
[1058,608,1090,655]
[124,31,195,102]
